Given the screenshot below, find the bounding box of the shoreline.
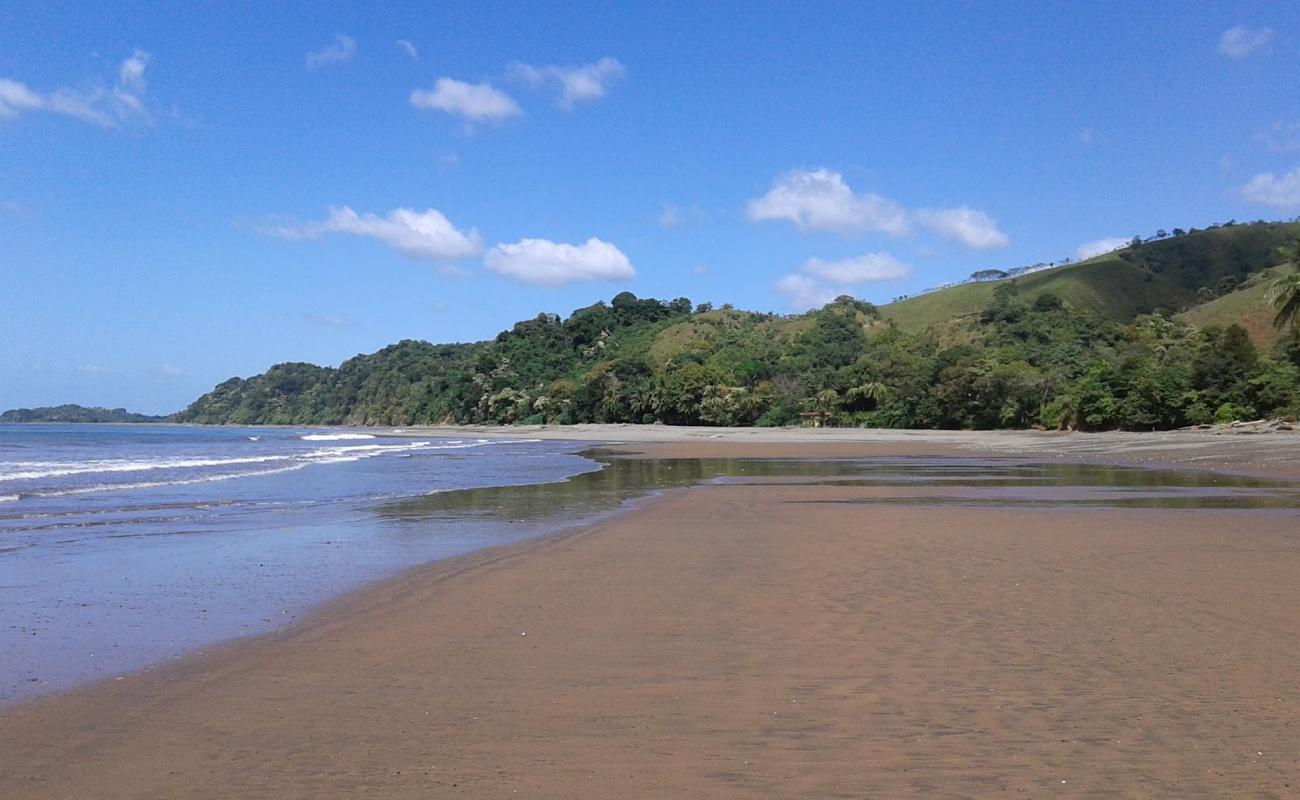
[438,424,1300,481]
[3,439,1298,797]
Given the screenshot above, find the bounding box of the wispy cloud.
[747,168,1008,249]
[658,204,683,229]
[0,50,152,128]
[1218,26,1273,59]
[1076,237,1129,261]
[1240,168,1300,208]
[509,57,626,109]
[306,35,356,70]
[410,78,522,123]
[77,364,112,375]
[485,237,635,286]
[915,207,1009,250]
[775,252,911,311]
[775,274,840,312]
[303,313,357,329]
[800,253,911,284]
[154,363,184,379]
[264,206,483,262]
[1256,121,1300,154]
[395,39,420,62]
[658,202,708,229]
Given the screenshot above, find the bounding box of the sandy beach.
[2,436,1298,798]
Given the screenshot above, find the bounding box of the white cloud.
[1076,237,1129,261]
[0,51,152,128]
[1079,128,1094,147]
[410,78,522,123]
[775,252,911,311]
[306,35,356,69]
[0,80,41,119]
[916,206,1010,249]
[265,206,483,262]
[155,363,184,379]
[118,51,148,92]
[746,169,909,236]
[774,274,841,312]
[1256,121,1300,154]
[485,237,635,286]
[800,253,911,283]
[1240,168,1300,208]
[1218,26,1274,59]
[77,364,112,375]
[510,58,625,108]
[748,169,1009,251]
[396,40,420,61]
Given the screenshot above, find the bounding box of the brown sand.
[2,442,1299,798]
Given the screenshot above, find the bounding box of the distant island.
[173,220,1300,432]
[0,404,167,424]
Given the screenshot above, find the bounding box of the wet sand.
[2,441,1299,798]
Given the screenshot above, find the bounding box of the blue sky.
[3,2,1299,414]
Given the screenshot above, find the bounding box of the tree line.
[177,267,1300,431]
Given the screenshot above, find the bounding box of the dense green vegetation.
[176,222,1300,430]
[0,404,166,423]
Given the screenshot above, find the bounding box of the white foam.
[300,433,376,441]
[0,454,296,482]
[0,494,19,503]
[31,440,437,498]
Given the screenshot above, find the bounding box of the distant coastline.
[0,404,167,424]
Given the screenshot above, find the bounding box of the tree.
[814,389,841,414]
[1268,238,1300,331]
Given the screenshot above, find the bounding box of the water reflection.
[376,453,1300,529]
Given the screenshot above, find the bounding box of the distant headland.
[0,404,167,424]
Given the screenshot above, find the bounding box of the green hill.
[176,221,1300,431]
[882,222,1300,333]
[0,405,166,423]
[1178,265,1288,349]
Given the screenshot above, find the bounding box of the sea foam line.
[28,441,437,498]
[0,438,493,483]
[300,433,377,441]
[0,453,296,482]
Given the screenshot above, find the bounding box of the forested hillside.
[0,405,166,423]
[176,222,1300,430]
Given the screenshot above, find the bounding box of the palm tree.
[845,381,888,411]
[814,389,841,414]
[1268,238,1300,331]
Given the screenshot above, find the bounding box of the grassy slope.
[881,223,1300,334]
[881,253,1179,333]
[1177,266,1287,349]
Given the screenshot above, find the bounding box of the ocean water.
[0,424,605,705]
